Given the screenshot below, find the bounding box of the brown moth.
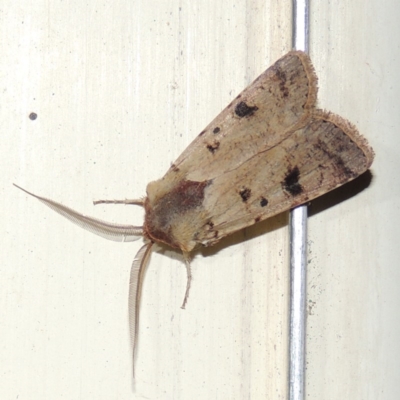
[15,50,374,374]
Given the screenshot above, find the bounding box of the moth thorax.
[144,178,210,252]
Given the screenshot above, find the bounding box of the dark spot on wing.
[204,221,218,239]
[235,101,258,118]
[275,67,287,83]
[170,164,180,172]
[255,216,261,222]
[282,166,303,196]
[273,66,289,98]
[239,187,251,202]
[260,197,268,207]
[207,141,220,153]
[315,136,357,179]
[199,130,206,136]
[213,127,220,134]
[333,156,356,178]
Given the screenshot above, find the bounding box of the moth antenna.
[129,241,153,378]
[180,252,192,309]
[13,184,143,242]
[93,198,145,206]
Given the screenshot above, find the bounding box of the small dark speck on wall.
[29,112,37,120]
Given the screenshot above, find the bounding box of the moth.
[15,50,374,374]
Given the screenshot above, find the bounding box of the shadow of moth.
[15,50,374,375]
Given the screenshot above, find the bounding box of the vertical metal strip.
[289,207,308,400]
[293,0,310,53]
[289,1,310,400]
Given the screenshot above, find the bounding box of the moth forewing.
[143,51,374,251]
[194,110,374,246]
[170,51,318,183]
[143,51,320,252]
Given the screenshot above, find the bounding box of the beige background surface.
[2,1,398,399]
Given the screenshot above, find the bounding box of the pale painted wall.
[1,1,398,399]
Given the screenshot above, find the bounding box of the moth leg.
[129,241,153,379]
[180,252,192,309]
[93,198,145,206]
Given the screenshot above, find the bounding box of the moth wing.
[197,110,374,246]
[169,51,318,183]
[144,52,373,253]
